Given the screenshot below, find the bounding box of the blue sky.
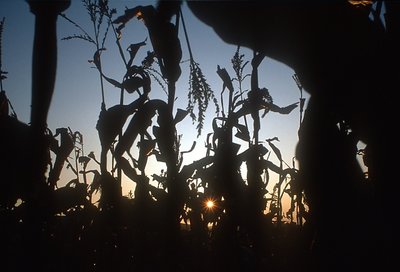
[1,0,308,196]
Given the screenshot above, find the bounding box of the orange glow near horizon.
[348,0,373,6]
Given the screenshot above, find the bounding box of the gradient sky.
[1,0,310,197]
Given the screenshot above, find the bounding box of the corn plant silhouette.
[171,44,300,270]
[1,1,331,272]
[181,0,400,270]
[60,1,217,269]
[0,2,104,271]
[60,1,305,270]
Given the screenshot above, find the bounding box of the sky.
[1,0,310,198]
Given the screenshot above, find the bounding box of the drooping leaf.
[86,170,101,195]
[238,144,268,162]
[48,127,75,188]
[234,91,298,119]
[127,38,147,67]
[115,112,148,157]
[54,127,74,158]
[102,74,123,89]
[149,184,168,202]
[234,130,250,142]
[234,123,250,142]
[92,47,106,70]
[181,141,196,155]
[90,48,124,89]
[174,108,189,124]
[115,99,164,157]
[217,65,234,93]
[122,77,145,93]
[117,4,182,83]
[268,102,299,115]
[117,156,139,182]
[123,65,151,94]
[96,105,130,149]
[282,168,301,194]
[96,95,146,150]
[266,137,282,162]
[137,139,156,172]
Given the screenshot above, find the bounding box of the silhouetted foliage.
[187,59,219,137]
[3,0,398,271]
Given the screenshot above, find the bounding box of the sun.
[205,199,215,210]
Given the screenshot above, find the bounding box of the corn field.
[1,1,398,271]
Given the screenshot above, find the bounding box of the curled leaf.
[217,65,234,93]
[174,108,189,124]
[268,102,299,115]
[266,137,282,162]
[123,66,151,94]
[96,95,146,150]
[137,139,156,172]
[127,38,147,67]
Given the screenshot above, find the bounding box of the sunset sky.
[1,0,309,197]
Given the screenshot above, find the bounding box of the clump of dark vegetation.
[2,1,387,272]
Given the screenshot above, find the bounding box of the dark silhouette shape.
[158,0,400,270]
[113,3,182,111]
[1,2,72,271]
[4,1,399,271]
[27,0,71,186]
[0,91,38,208]
[48,127,74,189]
